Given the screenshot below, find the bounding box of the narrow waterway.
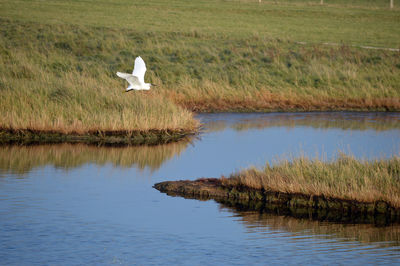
[0,112,399,265]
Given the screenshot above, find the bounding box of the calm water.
[0,112,399,265]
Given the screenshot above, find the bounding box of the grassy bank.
[222,155,400,208]
[1,0,399,138]
[154,155,400,222]
[0,19,199,137]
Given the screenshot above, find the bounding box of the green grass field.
[0,0,399,134]
[1,0,398,46]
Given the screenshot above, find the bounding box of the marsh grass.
[165,40,400,111]
[0,0,399,134]
[0,20,198,134]
[221,154,400,207]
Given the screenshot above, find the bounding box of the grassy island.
[0,0,399,143]
[154,155,400,224]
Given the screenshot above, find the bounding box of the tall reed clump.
[221,155,400,207]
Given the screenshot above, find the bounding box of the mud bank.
[154,178,400,225]
[0,129,194,145]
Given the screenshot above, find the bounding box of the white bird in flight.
[116,56,153,92]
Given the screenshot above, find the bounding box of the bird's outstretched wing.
[132,56,147,84]
[116,72,131,79]
[116,72,140,86]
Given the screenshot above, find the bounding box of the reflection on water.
[0,141,189,175]
[203,112,400,132]
[221,205,400,252]
[169,189,399,226]
[1,112,398,176]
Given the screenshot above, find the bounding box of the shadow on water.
[200,112,400,132]
[0,140,190,175]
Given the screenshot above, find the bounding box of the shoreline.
[154,178,400,225]
[0,128,195,146]
[177,98,400,113]
[2,110,398,145]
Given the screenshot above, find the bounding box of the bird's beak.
[151,83,157,87]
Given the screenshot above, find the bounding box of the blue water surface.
[0,112,399,265]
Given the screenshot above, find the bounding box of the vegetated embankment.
[0,19,199,145]
[1,0,399,143]
[154,155,400,225]
[0,128,194,145]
